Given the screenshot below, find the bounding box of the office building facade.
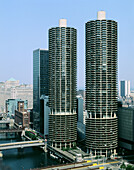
[33,49,49,130]
[119,80,130,98]
[15,110,30,128]
[40,95,50,138]
[49,19,77,149]
[117,107,134,150]
[76,95,84,124]
[85,11,118,157]
[6,99,28,117]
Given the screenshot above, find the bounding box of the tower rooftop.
[97,11,106,20]
[59,19,67,27]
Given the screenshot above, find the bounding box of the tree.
[126,164,134,170]
[120,162,126,169]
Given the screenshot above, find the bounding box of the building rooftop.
[7,78,16,82]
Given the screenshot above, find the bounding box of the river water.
[0,139,60,170]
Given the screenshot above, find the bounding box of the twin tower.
[46,11,117,157]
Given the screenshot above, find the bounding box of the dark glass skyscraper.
[33,49,49,131]
[85,11,118,157]
[48,19,77,149]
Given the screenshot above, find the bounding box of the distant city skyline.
[0,0,134,89]
[0,78,33,112]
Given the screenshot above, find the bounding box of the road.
[41,159,121,170]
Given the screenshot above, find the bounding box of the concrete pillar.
[0,151,3,158]
[73,142,76,147]
[70,142,71,148]
[21,130,25,137]
[43,143,47,152]
[18,148,24,153]
[90,149,92,155]
[106,150,107,158]
[65,143,67,149]
[100,150,102,156]
[114,149,116,156]
[95,150,97,156]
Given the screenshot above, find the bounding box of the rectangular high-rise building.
[119,80,130,97]
[48,19,77,149]
[76,95,84,124]
[33,49,49,131]
[40,95,50,138]
[85,11,118,157]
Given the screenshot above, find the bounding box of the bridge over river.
[0,128,76,163]
[0,140,75,163]
[0,140,45,150]
[0,129,23,133]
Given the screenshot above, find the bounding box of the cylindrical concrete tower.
[85,11,118,157]
[48,19,77,149]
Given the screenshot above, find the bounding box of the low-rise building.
[6,99,28,117]
[15,110,30,128]
[14,101,30,128]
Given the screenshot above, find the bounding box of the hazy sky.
[0,0,134,89]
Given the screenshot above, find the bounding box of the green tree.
[120,162,126,169]
[126,164,134,170]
